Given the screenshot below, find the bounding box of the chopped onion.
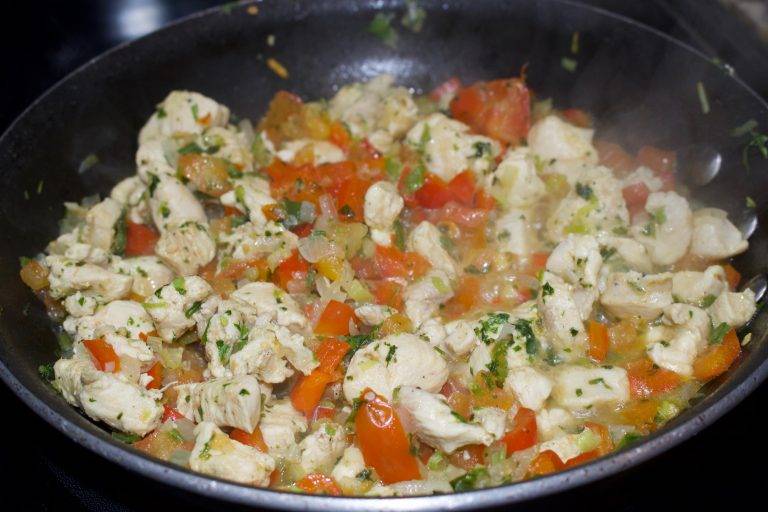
[390,479,453,496]
[318,194,337,220]
[344,279,374,303]
[147,338,184,369]
[237,118,255,146]
[298,235,334,263]
[168,448,191,467]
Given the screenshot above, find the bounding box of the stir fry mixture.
[21,74,757,495]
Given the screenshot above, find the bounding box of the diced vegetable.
[290,338,350,417]
[230,427,269,452]
[693,329,741,381]
[587,320,609,363]
[314,300,356,336]
[125,221,160,256]
[83,338,120,373]
[20,259,49,291]
[296,473,343,496]
[451,78,531,145]
[527,450,565,478]
[501,407,538,455]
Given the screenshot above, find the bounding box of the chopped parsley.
[514,319,539,356]
[474,312,510,345]
[699,294,717,309]
[111,209,128,256]
[38,363,55,381]
[172,277,186,295]
[184,301,203,318]
[368,13,398,48]
[403,163,426,193]
[450,467,489,491]
[709,322,731,344]
[198,440,213,460]
[384,344,397,365]
[346,332,375,353]
[575,182,594,200]
[239,388,250,396]
[588,377,612,389]
[742,129,768,170]
[485,339,510,388]
[541,282,555,297]
[111,431,141,444]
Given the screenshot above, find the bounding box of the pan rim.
[1,0,767,509]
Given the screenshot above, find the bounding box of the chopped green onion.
[561,57,578,73]
[696,82,710,114]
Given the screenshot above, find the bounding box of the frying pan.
[1,0,767,509]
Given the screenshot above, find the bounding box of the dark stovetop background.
[1,1,766,510]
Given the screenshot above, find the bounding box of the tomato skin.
[430,77,461,104]
[162,405,184,423]
[502,408,538,455]
[626,358,681,399]
[273,250,310,290]
[622,182,650,217]
[230,428,269,452]
[355,391,421,484]
[587,320,609,363]
[693,329,741,381]
[335,176,371,222]
[296,474,343,496]
[290,338,350,417]
[723,263,741,290]
[527,450,565,477]
[145,362,163,389]
[314,300,356,336]
[83,338,120,373]
[451,78,531,145]
[125,222,159,256]
[414,171,477,209]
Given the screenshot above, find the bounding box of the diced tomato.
[414,173,455,209]
[258,90,305,145]
[636,146,676,175]
[442,274,481,319]
[145,362,163,390]
[693,329,741,381]
[292,223,314,238]
[290,338,350,417]
[527,450,565,478]
[334,176,370,222]
[374,244,431,281]
[329,121,351,152]
[418,443,435,466]
[622,182,650,217]
[125,222,159,256]
[528,252,550,274]
[502,408,538,455]
[296,474,343,496]
[177,153,232,197]
[273,250,310,290]
[430,77,461,104]
[626,358,681,399]
[620,399,659,432]
[162,405,184,423]
[564,422,613,467]
[312,405,336,421]
[83,338,120,373]
[371,280,405,310]
[314,300,356,336]
[587,320,609,363]
[723,263,741,290]
[424,202,490,229]
[448,444,485,470]
[595,140,636,175]
[451,78,531,145]
[561,108,592,128]
[230,428,269,452]
[355,390,421,484]
[440,378,473,418]
[448,171,477,206]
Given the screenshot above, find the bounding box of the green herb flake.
[474,312,510,345]
[561,57,578,73]
[696,81,710,114]
[709,322,731,344]
[746,196,757,208]
[172,277,186,296]
[404,164,426,193]
[38,363,55,381]
[450,467,489,492]
[401,0,426,33]
[368,13,398,48]
[575,182,594,200]
[111,431,141,444]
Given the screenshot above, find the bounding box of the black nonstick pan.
[1,0,767,509]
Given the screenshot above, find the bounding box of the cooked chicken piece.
[190,422,274,486]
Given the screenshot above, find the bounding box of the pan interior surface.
[0,1,767,509]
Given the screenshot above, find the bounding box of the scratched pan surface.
[0,0,767,509]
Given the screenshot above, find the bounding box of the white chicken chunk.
[143,275,213,341]
[546,166,629,242]
[199,301,248,378]
[485,147,546,208]
[200,126,254,172]
[538,434,582,463]
[219,175,276,228]
[505,366,553,411]
[444,319,480,356]
[600,270,673,319]
[343,333,449,401]
[403,270,454,328]
[407,221,458,278]
[354,304,396,326]
[63,292,99,317]
[364,181,404,246]
[536,407,576,441]
[46,255,132,302]
[689,208,749,260]
[65,300,154,342]
[218,221,298,270]
[54,357,162,436]
[190,422,274,486]
[708,290,757,328]
[154,221,216,276]
[139,90,230,144]
[546,234,602,289]
[229,282,308,329]
[631,191,692,266]
[276,139,345,165]
[331,447,368,494]
[647,304,710,376]
[495,209,535,256]
[595,233,653,273]
[328,74,419,153]
[298,422,348,473]
[528,115,598,164]
[175,375,262,433]
[552,365,630,410]
[259,399,307,460]
[84,198,123,251]
[136,139,176,183]
[671,266,727,305]
[110,256,175,298]
[149,177,207,232]
[405,113,500,181]
[537,271,587,358]
[621,166,663,192]
[395,386,496,453]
